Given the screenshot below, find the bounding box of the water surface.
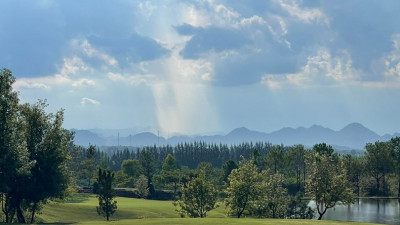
[309,199,400,224]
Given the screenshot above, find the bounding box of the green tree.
[261,173,289,218]
[96,168,117,221]
[306,146,354,220]
[342,154,365,196]
[161,154,180,195]
[365,141,394,195]
[222,160,238,183]
[122,159,142,178]
[225,158,263,218]
[135,175,150,198]
[162,154,178,171]
[174,173,218,218]
[79,145,97,186]
[287,145,307,191]
[0,69,32,223]
[20,101,73,223]
[265,145,285,174]
[390,137,400,197]
[140,149,156,198]
[121,159,142,187]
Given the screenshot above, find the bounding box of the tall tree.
[96,168,117,221]
[225,158,264,218]
[79,145,97,187]
[161,154,180,195]
[0,69,32,223]
[365,141,394,195]
[306,145,354,220]
[121,159,142,186]
[20,101,73,223]
[342,154,365,197]
[287,145,306,191]
[265,145,285,174]
[174,173,218,218]
[139,149,156,198]
[262,173,289,218]
[390,137,400,197]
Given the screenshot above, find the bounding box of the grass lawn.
[28,194,381,225]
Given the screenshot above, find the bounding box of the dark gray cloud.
[318,0,400,79]
[87,34,169,67]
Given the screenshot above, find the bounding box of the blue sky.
[1,0,400,136]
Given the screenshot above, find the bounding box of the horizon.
[2,1,400,136]
[72,122,398,138]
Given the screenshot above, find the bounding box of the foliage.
[306,144,354,220]
[261,173,289,218]
[163,154,178,171]
[96,168,117,221]
[265,145,285,174]
[174,173,218,218]
[222,160,238,183]
[0,69,72,223]
[225,158,263,218]
[140,149,156,198]
[391,137,400,197]
[135,175,150,198]
[122,159,142,178]
[365,141,394,196]
[20,101,73,223]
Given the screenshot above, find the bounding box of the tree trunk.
[376,177,380,193]
[16,204,26,224]
[30,202,37,224]
[397,176,400,197]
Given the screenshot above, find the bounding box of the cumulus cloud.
[261,49,360,88]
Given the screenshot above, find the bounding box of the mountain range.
[71,123,400,150]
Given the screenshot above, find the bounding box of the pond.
[309,199,400,224]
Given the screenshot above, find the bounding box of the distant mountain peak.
[227,127,251,135]
[341,122,366,130]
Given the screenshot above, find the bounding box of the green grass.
[29,194,382,225]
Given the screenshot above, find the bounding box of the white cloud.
[137,1,157,20]
[275,0,329,25]
[107,72,156,86]
[261,49,360,88]
[71,39,118,67]
[80,97,100,106]
[14,74,70,90]
[72,78,95,87]
[14,56,92,90]
[59,56,88,77]
[383,34,400,78]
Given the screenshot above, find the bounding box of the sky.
[1,0,400,136]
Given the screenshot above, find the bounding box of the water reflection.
[308,199,400,224]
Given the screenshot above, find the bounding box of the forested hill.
[72,123,400,150]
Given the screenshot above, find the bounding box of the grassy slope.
[34,194,381,225]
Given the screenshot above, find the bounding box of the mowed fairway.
[35,194,381,225]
